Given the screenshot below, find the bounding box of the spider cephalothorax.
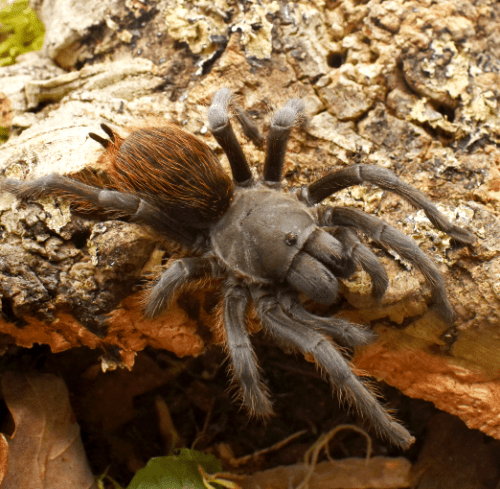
[1,88,475,449]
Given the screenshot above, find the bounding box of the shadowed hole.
[72,228,92,249]
[435,104,456,122]
[327,52,345,68]
[1,298,29,327]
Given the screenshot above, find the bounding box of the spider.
[1,88,475,449]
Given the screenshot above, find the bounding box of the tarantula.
[1,88,475,449]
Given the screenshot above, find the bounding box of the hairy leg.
[233,105,265,147]
[330,226,389,299]
[319,206,454,322]
[303,226,388,299]
[224,283,273,416]
[208,88,253,186]
[302,164,475,245]
[263,98,305,185]
[277,290,378,347]
[144,257,219,318]
[303,228,356,279]
[251,287,414,449]
[1,175,197,244]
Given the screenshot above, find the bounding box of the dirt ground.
[2,336,499,488]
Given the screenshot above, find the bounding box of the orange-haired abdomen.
[101,125,234,229]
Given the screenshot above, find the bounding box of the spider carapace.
[1,88,476,449]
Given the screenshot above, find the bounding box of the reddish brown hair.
[94,124,234,229]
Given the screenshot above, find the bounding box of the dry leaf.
[224,457,411,489]
[0,371,95,489]
[411,413,500,488]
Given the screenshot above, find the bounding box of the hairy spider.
[1,88,475,449]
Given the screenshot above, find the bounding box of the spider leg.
[208,88,253,186]
[144,257,220,319]
[303,164,475,245]
[320,206,454,322]
[224,282,273,416]
[287,252,339,305]
[263,98,305,185]
[251,287,414,449]
[1,175,197,245]
[330,227,389,299]
[234,106,265,147]
[277,290,377,347]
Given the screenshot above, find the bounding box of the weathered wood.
[1,0,499,440]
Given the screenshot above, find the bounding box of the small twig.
[155,395,182,453]
[191,396,215,451]
[295,424,372,489]
[229,430,308,468]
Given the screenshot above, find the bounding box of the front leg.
[330,226,389,299]
[303,226,388,299]
[1,175,197,245]
[319,206,455,323]
[302,164,476,246]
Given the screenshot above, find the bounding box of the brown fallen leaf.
[222,457,411,489]
[410,412,500,489]
[0,371,95,489]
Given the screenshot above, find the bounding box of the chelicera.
[1,88,475,449]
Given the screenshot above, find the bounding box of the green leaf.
[0,0,45,66]
[127,449,223,489]
[0,126,9,141]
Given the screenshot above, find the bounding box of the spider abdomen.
[210,187,317,281]
[101,125,234,229]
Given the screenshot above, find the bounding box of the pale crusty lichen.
[409,97,457,135]
[306,111,373,163]
[401,40,500,143]
[38,197,72,236]
[418,39,470,101]
[0,191,16,212]
[163,0,280,61]
[402,204,475,264]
